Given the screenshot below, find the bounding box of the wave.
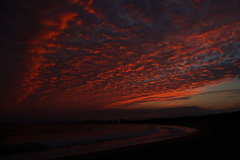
[0,125,159,156]
[0,125,197,160]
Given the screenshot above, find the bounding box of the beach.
[50,112,240,160]
[0,123,195,160]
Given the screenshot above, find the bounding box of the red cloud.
[41,12,78,39]
[5,5,79,105]
[1,0,240,113]
[69,0,79,4]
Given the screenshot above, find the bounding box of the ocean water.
[0,123,197,160]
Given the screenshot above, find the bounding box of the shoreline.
[0,124,197,160]
[49,112,240,160]
[2,112,240,160]
[49,125,203,160]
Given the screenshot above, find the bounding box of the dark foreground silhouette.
[51,111,240,160]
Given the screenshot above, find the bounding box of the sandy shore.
[50,112,240,160]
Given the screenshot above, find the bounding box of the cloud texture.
[1,0,240,114]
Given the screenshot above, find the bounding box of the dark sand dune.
[51,111,240,160]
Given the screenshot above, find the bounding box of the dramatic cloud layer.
[1,0,240,120]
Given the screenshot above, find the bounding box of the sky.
[0,0,240,122]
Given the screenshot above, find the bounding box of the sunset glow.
[1,0,240,122]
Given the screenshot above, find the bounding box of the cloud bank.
[1,0,240,113]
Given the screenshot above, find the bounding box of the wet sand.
[50,112,240,160]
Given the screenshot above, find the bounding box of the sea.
[0,123,197,160]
